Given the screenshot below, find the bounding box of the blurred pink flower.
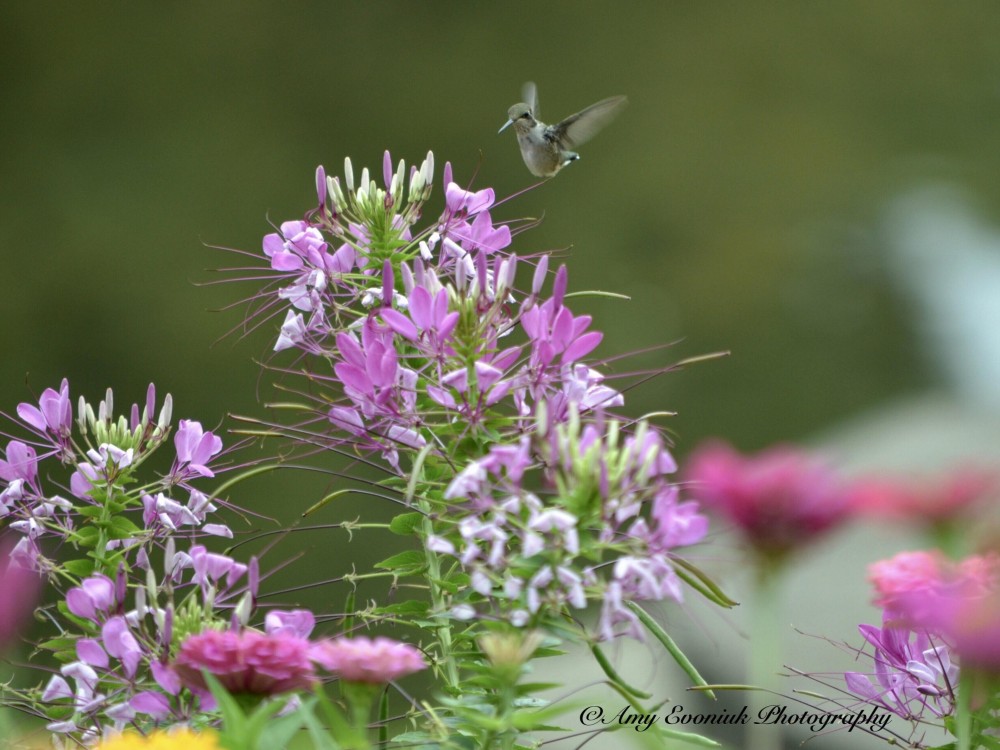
[0,540,40,650]
[850,465,997,524]
[868,550,946,608]
[869,550,997,610]
[310,636,426,684]
[174,629,317,696]
[944,589,1000,671]
[683,441,852,562]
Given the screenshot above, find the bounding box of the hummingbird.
[499,81,628,178]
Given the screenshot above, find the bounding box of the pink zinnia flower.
[850,465,997,525]
[868,550,946,608]
[683,441,852,562]
[310,636,426,684]
[870,550,997,608]
[174,629,317,695]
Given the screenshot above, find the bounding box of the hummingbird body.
[499,82,627,178]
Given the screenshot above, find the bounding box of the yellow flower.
[96,729,221,750]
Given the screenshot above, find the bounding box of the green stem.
[956,668,972,750]
[748,564,782,750]
[420,510,459,692]
[0,706,13,746]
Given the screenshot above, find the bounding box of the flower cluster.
[174,625,425,693]
[239,153,718,651]
[0,382,230,575]
[0,382,253,743]
[38,541,257,737]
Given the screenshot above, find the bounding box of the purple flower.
[264,609,316,639]
[844,615,956,720]
[647,486,709,550]
[17,378,72,443]
[130,691,173,719]
[444,183,495,218]
[102,616,142,678]
[189,544,246,591]
[0,440,39,485]
[66,574,118,622]
[172,420,223,479]
[310,636,426,684]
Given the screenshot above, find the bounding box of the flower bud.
[344,156,355,193]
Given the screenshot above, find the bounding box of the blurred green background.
[11,1,1000,447]
[3,4,1000,746]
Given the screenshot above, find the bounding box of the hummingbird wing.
[522,81,539,118]
[551,95,628,148]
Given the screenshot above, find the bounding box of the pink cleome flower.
[174,629,317,696]
[310,636,426,684]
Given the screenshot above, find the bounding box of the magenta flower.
[0,541,40,650]
[174,629,318,695]
[310,636,426,684]
[683,441,852,563]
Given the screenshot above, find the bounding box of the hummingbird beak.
[497,119,513,135]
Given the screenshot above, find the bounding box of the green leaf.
[672,557,739,608]
[203,672,248,747]
[250,700,300,749]
[72,526,101,548]
[591,643,652,699]
[301,709,340,750]
[63,559,95,577]
[627,601,715,699]
[76,506,104,519]
[36,637,78,655]
[374,550,426,572]
[655,726,721,748]
[108,515,142,539]
[389,512,424,536]
[302,489,354,517]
